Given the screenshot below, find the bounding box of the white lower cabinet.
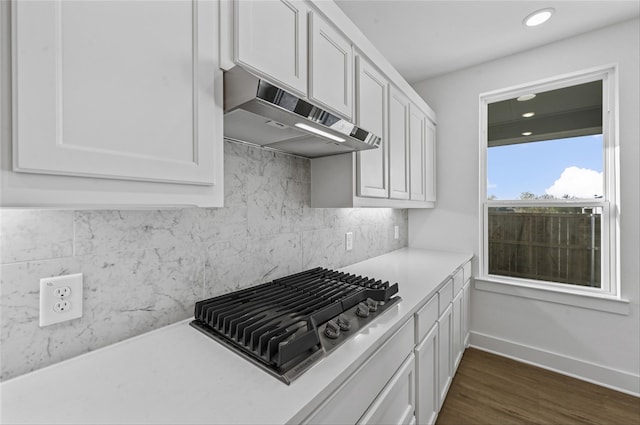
[437,303,453,410]
[304,260,472,425]
[358,354,416,425]
[452,290,464,370]
[463,281,471,347]
[415,324,439,425]
[304,320,414,425]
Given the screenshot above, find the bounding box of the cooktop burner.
[190,267,400,384]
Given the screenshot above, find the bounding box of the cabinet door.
[463,282,471,347]
[359,354,416,425]
[12,0,221,187]
[355,55,388,198]
[389,87,410,200]
[425,119,437,202]
[452,291,464,370]
[309,12,353,119]
[409,104,426,201]
[415,325,439,425]
[437,304,453,410]
[235,0,308,95]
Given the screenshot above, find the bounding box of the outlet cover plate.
[345,232,354,251]
[39,273,83,327]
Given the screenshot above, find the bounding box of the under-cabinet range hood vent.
[223,67,381,158]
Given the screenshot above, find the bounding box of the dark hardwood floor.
[436,348,640,425]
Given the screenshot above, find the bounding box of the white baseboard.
[469,331,640,397]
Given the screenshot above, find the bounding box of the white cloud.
[545,166,603,198]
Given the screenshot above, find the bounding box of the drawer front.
[463,261,472,283]
[452,268,464,296]
[438,279,453,316]
[358,353,416,425]
[304,319,415,425]
[415,295,438,343]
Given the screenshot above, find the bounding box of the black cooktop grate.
[191,267,398,374]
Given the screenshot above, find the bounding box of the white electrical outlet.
[39,273,83,327]
[53,300,71,313]
[345,232,354,251]
[394,225,399,240]
[53,286,71,299]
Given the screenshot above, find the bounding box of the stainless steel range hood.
[223,67,381,158]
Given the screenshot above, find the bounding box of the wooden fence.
[488,210,600,287]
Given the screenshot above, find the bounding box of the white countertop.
[0,248,472,425]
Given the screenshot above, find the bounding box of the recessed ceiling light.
[522,131,533,136]
[522,112,535,118]
[523,8,555,27]
[517,94,536,101]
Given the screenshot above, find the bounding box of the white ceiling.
[335,1,640,83]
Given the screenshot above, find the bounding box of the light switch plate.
[39,273,83,327]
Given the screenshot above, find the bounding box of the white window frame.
[478,65,620,300]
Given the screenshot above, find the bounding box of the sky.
[487,135,603,200]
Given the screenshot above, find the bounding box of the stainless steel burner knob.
[324,320,340,339]
[356,302,370,318]
[336,314,351,331]
[366,298,379,312]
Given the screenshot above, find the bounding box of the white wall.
[409,19,640,394]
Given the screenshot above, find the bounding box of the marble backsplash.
[0,140,408,381]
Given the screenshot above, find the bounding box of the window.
[479,67,619,296]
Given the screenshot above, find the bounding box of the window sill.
[474,276,630,315]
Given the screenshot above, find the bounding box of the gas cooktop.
[190,267,400,384]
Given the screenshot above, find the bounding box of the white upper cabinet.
[425,118,437,202]
[308,11,353,119]
[3,0,224,207]
[356,55,388,198]
[12,0,219,185]
[234,0,308,95]
[409,105,427,201]
[228,1,437,208]
[389,86,411,200]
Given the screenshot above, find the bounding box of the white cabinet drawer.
[415,295,438,344]
[304,319,414,424]
[463,261,472,284]
[438,279,453,315]
[358,353,416,425]
[452,268,464,296]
